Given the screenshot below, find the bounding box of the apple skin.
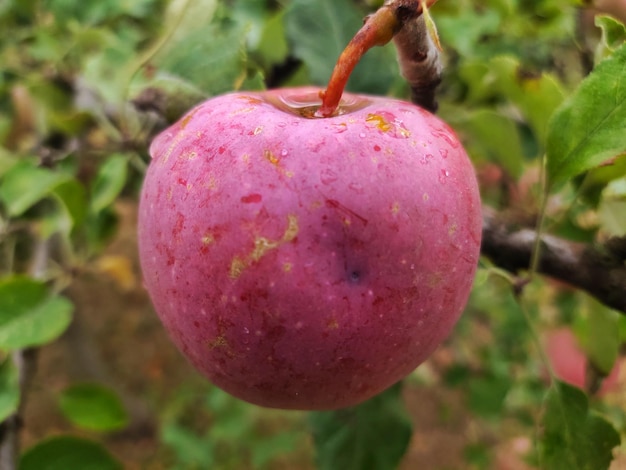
[138,87,482,410]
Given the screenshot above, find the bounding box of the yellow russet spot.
[207,175,218,190]
[391,202,400,215]
[428,272,443,287]
[201,234,215,245]
[159,130,185,165]
[242,153,250,163]
[366,113,392,132]
[229,214,299,279]
[229,106,256,116]
[264,149,280,165]
[186,183,193,191]
[448,223,458,236]
[179,114,193,130]
[283,214,299,242]
[166,188,173,200]
[230,256,246,279]
[179,107,200,130]
[251,237,278,262]
[423,193,429,201]
[283,262,292,272]
[254,126,264,135]
[178,150,197,160]
[398,127,410,138]
[263,150,294,177]
[327,318,339,330]
[207,335,229,349]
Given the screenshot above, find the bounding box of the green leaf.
[40,179,89,238]
[437,10,500,58]
[595,15,626,60]
[539,381,620,470]
[90,154,128,213]
[161,423,215,467]
[0,148,18,178]
[0,359,19,422]
[0,277,73,351]
[46,0,157,24]
[256,10,289,67]
[156,18,250,95]
[53,179,88,229]
[575,296,620,375]
[546,43,626,188]
[19,435,123,470]
[468,373,511,418]
[490,56,566,147]
[448,108,525,178]
[58,383,129,432]
[284,0,398,95]
[599,198,626,236]
[0,160,71,217]
[309,383,412,470]
[251,432,299,469]
[163,0,218,45]
[599,177,626,236]
[135,73,208,123]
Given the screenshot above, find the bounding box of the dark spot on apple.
[267,325,286,341]
[241,193,262,203]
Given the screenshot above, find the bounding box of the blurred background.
[1,0,626,468]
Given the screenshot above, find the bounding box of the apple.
[138,87,482,409]
[544,327,622,396]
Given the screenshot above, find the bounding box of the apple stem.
[316,0,441,118]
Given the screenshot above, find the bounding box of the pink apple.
[138,87,482,409]
[545,327,622,396]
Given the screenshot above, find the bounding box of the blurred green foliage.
[0,0,624,468]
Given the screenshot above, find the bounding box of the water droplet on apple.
[332,123,348,133]
[431,129,460,148]
[439,148,449,159]
[420,154,434,165]
[281,149,289,157]
[359,132,366,139]
[439,169,449,184]
[349,182,364,193]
